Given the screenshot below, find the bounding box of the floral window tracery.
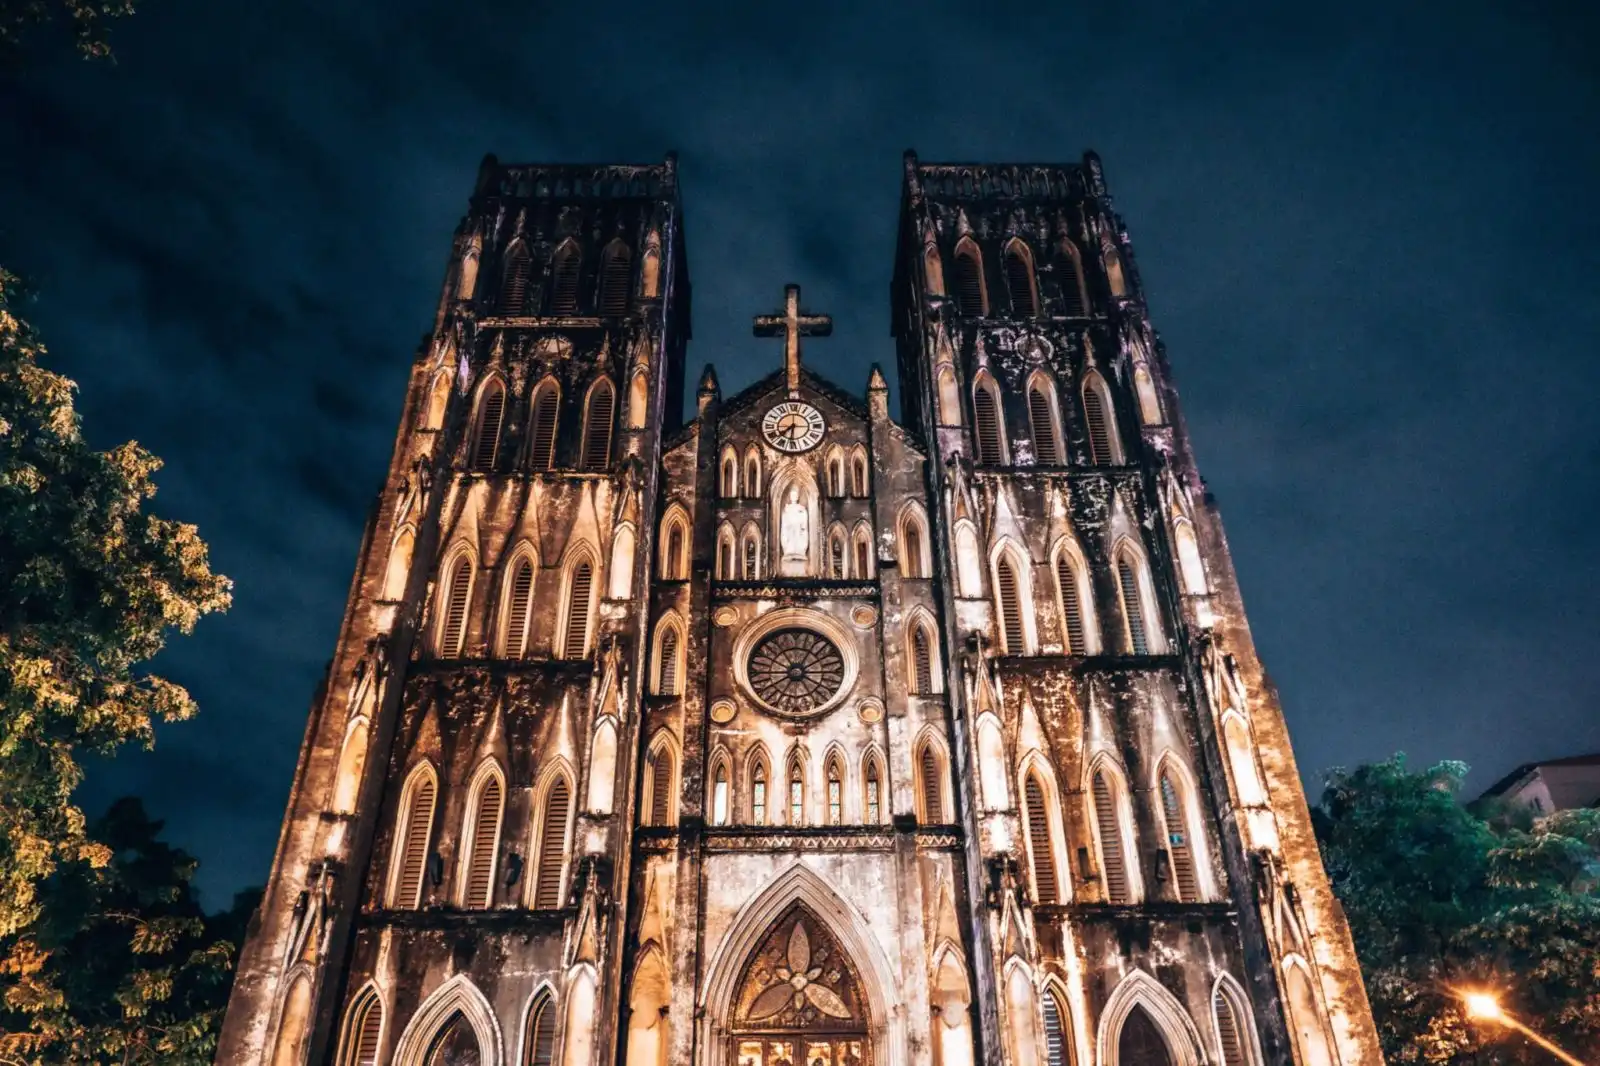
[732,907,870,1066]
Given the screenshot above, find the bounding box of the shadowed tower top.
[753,283,832,394]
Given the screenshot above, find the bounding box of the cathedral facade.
[216,152,1382,1066]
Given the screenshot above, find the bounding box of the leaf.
[746,983,796,1022]
[804,983,852,1019]
[786,921,811,973]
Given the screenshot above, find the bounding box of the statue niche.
[768,466,820,579]
[731,905,870,1066]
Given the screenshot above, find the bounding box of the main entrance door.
[730,905,871,1066]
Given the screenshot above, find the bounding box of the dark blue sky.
[2,0,1596,906]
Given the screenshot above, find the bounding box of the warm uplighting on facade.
[1458,989,1589,1066]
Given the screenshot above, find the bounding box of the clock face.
[762,401,826,453]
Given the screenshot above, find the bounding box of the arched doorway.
[731,905,871,1066]
[426,1011,482,1066]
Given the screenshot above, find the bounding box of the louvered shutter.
[505,560,534,658]
[1029,386,1061,464]
[580,381,614,471]
[651,750,672,825]
[1161,770,1200,902]
[525,995,556,1066]
[1083,385,1113,464]
[563,562,593,658]
[1055,554,1087,654]
[954,250,984,315]
[462,777,502,909]
[529,385,559,470]
[1006,249,1037,315]
[920,747,942,823]
[471,388,505,472]
[996,557,1025,652]
[1118,556,1150,655]
[550,246,581,314]
[1215,991,1247,1066]
[1093,770,1130,904]
[973,386,1004,464]
[500,246,530,313]
[393,776,435,908]
[598,243,632,316]
[346,995,382,1066]
[912,626,934,694]
[534,780,570,908]
[1059,248,1086,317]
[1025,774,1058,904]
[1041,990,1068,1066]
[658,628,680,695]
[440,558,472,657]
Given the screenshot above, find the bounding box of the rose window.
[747,629,846,715]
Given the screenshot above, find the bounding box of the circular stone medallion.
[710,699,737,724]
[850,604,878,628]
[857,698,885,724]
[713,606,740,627]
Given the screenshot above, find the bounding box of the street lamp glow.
[1463,993,1504,1022]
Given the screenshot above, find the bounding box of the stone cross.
[753,283,832,395]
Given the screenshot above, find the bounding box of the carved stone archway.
[728,904,871,1066]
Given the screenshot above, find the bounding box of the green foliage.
[0,798,247,1064]
[0,0,136,63]
[0,267,230,940]
[1316,756,1600,1064]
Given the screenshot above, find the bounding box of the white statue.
[780,488,809,565]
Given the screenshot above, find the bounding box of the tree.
[1316,756,1600,1064]
[0,269,232,1058]
[0,0,136,64]
[0,798,246,1064]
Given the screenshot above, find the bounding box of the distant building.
[1479,754,1600,814]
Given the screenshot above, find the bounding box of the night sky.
[2,1,1596,907]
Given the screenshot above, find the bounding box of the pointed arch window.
[829,529,847,578]
[647,745,675,826]
[1004,239,1039,316]
[1082,378,1117,465]
[827,451,845,497]
[826,755,844,825]
[901,510,928,578]
[918,743,945,823]
[711,760,730,826]
[388,765,436,909]
[1024,770,1059,904]
[549,241,582,315]
[787,757,805,825]
[338,988,383,1066]
[1058,241,1087,317]
[853,527,872,579]
[717,526,736,581]
[500,243,531,313]
[662,517,687,580]
[597,240,633,316]
[1119,1007,1174,1066]
[1041,988,1070,1066]
[1028,376,1063,465]
[742,530,760,579]
[751,758,769,825]
[1174,519,1207,594]
[721,450,739,498]
[1214,984,1250,1066]
[470,383,506,472]
[655,622,682,695]
[1053,545,1089,655]
[533,776,571,909]
[994,552,1027,653]
[1160,765,1201,902]
[579,378,615,471]
[851,450,869,496]
[973,377,1006,464]
[745,449,762,496]
[528,378,560,470]
[523,991,556,1066]
[562,557,595,659]
[461,769,503,909]
[503,555,535,658]
[953,239,987,315]
[1116,548,1156,655]
[936,366,962,426]
[864,756,883,824]
[437,554,473,658]
[1092,766,1133,904]
[910,622,935,694]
